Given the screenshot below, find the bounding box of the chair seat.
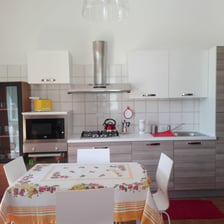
[153,190,169,211]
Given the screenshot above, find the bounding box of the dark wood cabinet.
[0,82,30,161]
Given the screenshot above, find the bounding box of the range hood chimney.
[67,40,131,94]
[93,40,107,88]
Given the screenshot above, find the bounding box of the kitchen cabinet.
[174,140,216,190]
[216,141,224,188]
[215,46,224,188]
[169,49,209,98]
[68,142,132,163]
[128,49,209,99]
[27,50,71,84]
[128,50,169,98]
[0,82,30,161]
[131,140,174,191]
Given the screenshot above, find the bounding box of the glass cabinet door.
[0,86,19,160]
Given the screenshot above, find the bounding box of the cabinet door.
[27,51,70,84]
[216,141,224,188]
[132,141,173,191]
[0,82,30,160]
[128,50,169,98]
[68,142,132,163]
[174,140,216,190]
[169,49,209,98]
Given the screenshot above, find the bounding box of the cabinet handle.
[187,141,202,145]
[181,93,194,96]
[93,147,109,149]
[146,143,161,146]
[142,93,156,97]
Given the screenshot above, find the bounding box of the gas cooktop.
[81,130,119,138]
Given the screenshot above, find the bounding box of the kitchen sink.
[172,131,207,137]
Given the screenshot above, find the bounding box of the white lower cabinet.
[68,142,132,163]
[174,140,216,190]
[131,141,174,191]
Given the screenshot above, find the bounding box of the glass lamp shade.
[82,0,129,22]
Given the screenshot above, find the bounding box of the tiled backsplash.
[0,64,200,135]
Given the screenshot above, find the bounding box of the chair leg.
[161,210,171,224]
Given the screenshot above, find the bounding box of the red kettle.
[103,118,116,131]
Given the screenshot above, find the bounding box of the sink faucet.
[171,123,185,132]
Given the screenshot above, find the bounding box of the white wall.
[1,0,224,64]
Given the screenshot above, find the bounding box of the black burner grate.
[81,130,119,138]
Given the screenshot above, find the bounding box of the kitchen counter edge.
[68,133,216,143]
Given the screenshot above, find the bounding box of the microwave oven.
[22,112,71,143]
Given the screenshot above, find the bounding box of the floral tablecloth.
[0,162,163,224]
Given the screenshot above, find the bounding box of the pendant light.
[82,0,129,22]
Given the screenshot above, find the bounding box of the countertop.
[68,133,216,143]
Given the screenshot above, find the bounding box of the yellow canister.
[33,99,52,111]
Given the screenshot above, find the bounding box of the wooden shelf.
[0,135,10,138]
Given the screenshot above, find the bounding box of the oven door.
[25,152,67,168]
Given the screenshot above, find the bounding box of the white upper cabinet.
[128,49,209,99]
[169,49,209,98]
[27,51,71,84]
[128,50,169,98]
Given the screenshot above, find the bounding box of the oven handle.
[28,153,62,157]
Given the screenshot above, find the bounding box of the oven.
[22,112,71,167]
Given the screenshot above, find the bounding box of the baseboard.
[169,189,224,199]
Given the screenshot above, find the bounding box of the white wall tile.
[182,112,194,123]
[134,100,146,113]
[158,100,170,112]
[170,100,182,112]
[146,100,158,113]
[170,113,182,124]
[73,102,85,113]
[158,113,170,124]
[182,100,194,112]
[86,101,97,113]
[60,89,73,102]
[47,89,60,102]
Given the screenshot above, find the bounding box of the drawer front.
[23,142,68,153]
[174,140,216,149]
[68,142,132,163]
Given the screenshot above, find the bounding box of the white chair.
[56,188,114,224]
[77,148,110,163]
[3,156,27,185]
[152,153,174,224]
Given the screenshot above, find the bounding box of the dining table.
[0,162,164,224]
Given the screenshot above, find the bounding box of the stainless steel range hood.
[67,41,131,94]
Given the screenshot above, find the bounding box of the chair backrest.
[156,153,173,194]
[56,188,114,224]
[3,156,27,185]
[77,148,110,163]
